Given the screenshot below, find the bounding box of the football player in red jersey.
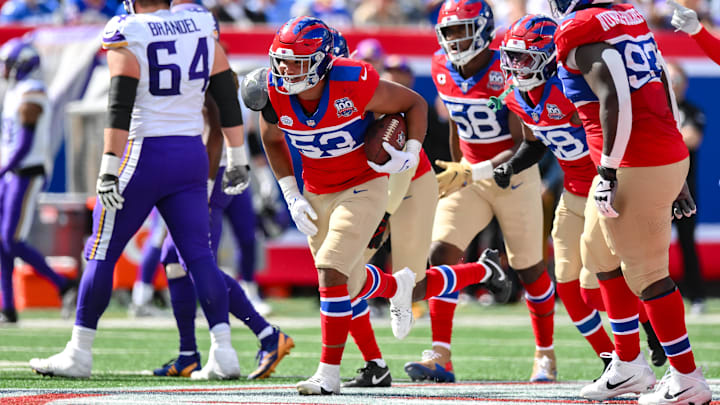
[404,0,557,383]
[496,14,674,386]
[669,0,720,66]
[551,0,712,402]
[260,16,428,395]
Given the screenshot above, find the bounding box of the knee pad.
[165,263,187,279]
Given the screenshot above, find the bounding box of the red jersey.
[431,49,514,164]
[504,76,596,197]
[267,58,384,194]
[555,4,688,167]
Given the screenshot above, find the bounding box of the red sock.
[521,271,555,348]
[581,287,606,312]
[349,302,382,362]
[643,288,695,373]
[557,280,614,356]
[598,276,640,362]
[423,262,488,300]
[319,285,352,365]
[356,264,397,300]
[429,295,457,346]
[638,299,648,323]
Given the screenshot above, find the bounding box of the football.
[364,113,408,165]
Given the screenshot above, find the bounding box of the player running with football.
[550,0,712,402]
[30,0,249,378]
[404,0,556,383]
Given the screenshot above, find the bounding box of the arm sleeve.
[692,26,720,67]
[507,139,547,173]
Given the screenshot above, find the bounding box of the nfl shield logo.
[461,82,468,92]
[531,112,540,122]
[306,119,316,127]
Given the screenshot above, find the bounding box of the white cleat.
[638,366,712,405]
[29,343,92,378]
[580,351,656,401]
[297,373,341,395]
[389,267,416,340]
[190,344,240,380]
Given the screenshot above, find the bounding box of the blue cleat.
[404,349,455,383]
[153,352,201,377]
[247,327,295,380]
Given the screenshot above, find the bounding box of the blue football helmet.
[0,37,41,83]
[435,0,495,66]
[500,14,558,90]
[329,27,349,58]
[269,16,334,95]
[547,0,613,19]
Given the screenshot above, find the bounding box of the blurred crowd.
[0,0,717,30]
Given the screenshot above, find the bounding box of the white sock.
[257,325,274,341]
[69,325,96,352]
[316,362,340,378]
[132,281,154,306]
[371,358,387,368]
[210,323,231,346]
[179,351,196,356]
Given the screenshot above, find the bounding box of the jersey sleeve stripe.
[102,41,129,49]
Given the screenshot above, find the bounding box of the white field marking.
[1,381,719,405]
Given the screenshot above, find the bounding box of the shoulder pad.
[241,67,269,111]
[102,14,133,49]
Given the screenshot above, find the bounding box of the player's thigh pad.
[389,171,438,282]
[580,176,621,274]
[432,178,494,252]
[579,267,600,290]
[307,177,388,291]
[551,191,587,283]
[493,164,544,270]
[603,158,689,295]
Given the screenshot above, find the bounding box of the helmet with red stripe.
[435,0,495,67]
[269,16,334,95]
[500,14,558,91]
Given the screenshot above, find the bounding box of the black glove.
[493,162,514,189]
[368,212,391,249]
[223,165,251,195]
[672,182,697,220]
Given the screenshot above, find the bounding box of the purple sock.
[0,249,14,310]
[13,242,67,290]
[168,275,198,353]
[139,246,161,284]
[222,272,270,337]
[75,260,115,329]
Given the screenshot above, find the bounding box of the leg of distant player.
[225,188,271,316]
[130,208,166,317]
[0,173,72,324]
[551,192,614,373]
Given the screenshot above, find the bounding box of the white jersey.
[1,79,51,171]
[101,9,217,139]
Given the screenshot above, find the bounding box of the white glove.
[367,139,422,174]
[594,167,619,218]
[669,0,702,35]
[96,153,125,210]
[278,176,318,236]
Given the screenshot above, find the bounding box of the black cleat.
[0,308,17,324]
[479,249,513,304]
[342,361,391,387]
[642,321,667,367]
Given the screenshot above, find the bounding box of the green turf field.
[1,297,718,390]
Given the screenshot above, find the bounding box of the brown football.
[364,113,408,165]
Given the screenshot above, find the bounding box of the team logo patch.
[334,97,357,118]
[437,73,446,85]
[280,115,293,126]
[306,119,316,127]
[546,104,564,120]
[488,71,504,91]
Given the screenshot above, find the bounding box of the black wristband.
[597,166,617,181]
[107,75,138,131]
[208,69,244,127]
